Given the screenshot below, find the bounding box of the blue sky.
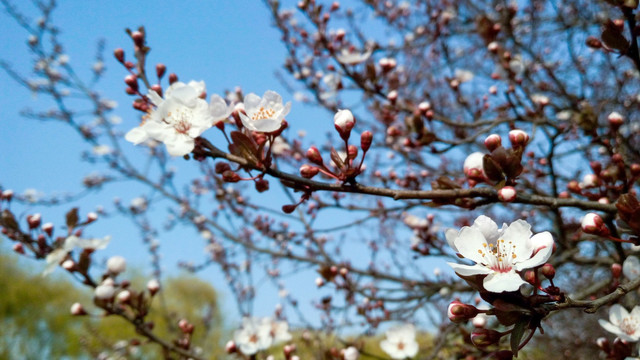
[0,1,338,325]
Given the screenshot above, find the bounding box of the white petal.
[482,271,525,292]
[445,228,459,252]
[209,94,231,121]
[125,127,149,144]
[453,226,489,264]
[624,256,640,280]
[147,90,163,106]
[447,262,491,276]
[501,220,533,260]
[243,93,262,111]
[263,90,283,105]
[165,136,195,156]
[473,215,499,242]
[610,304,629,326]
[402,340,419,357]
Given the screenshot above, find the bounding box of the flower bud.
[497,186,517,202]
[484,134,502,151]
[215,162,231,174]
[42,222,54,236]
[95,282,116,300]
[225,340,237,354]
[179,319,195,334]
[343,346,359,360]
[608,111,624,130]
[524,269,536,284]
[282,204,297,214]
[471,328,503,348]
[300,164,320,179]
[315,277,325,287]
[13,243,24,254]
[70,302,86,316]
[581,213,609,236]
[418,101,431,113]
[156,63,166,79]
[586,36,602,49]
[447,300,479,323]
[62,259,75,271]
[117,290,131,303]
[596,337,610,352]
[347,144,358,160]
[168,73,178,85]
[131,31,144,48]
[508,129,529,147]
[113,48,125,63]
[306,146,324,165]
[612,263,622,278]
[360,131,373,152]
[107,255,127,275]
[27,213,41,229]
[87,212,98,223]
[222,170,241,183]
[472,313,488,328]
[255,178,269,193]
[334,109,356,139]
[463,152,486,180]
[147,279,160,295]
[124,74,138,92]
[541,263,555,279]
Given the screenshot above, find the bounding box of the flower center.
[252,106,276,121]
[249,333,259,344]
[396,341,405,350]
[166,108,193,134]
[477,239,518,273]
[620,317,639,335]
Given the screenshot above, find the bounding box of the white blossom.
[343,346,360,360]
[446,216,554,293]
[234,317,274,355]
[599,304,640,342]
[335,47,373,65]
[106,255,127,274]
[44,235,111,276]
[125,80,214,156]
[239,90,291,132]
[379,323,419,359]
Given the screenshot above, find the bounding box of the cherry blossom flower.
[125,80,215,156]
[446,216,554,293]
[379,323,419,359]
[623,256,640,280]
[343,346,360,360]
[234,317,274,355]
[599,304,640,342]
[44,235,111,276]
[239,90,291,133]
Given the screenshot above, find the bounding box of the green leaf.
[510,320,528,356]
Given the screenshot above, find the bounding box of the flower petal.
[482,271,525,292]
[447,262,491,276]
[514,232,554,271]
[473,215,499,242]
[125,127,149,145]
[453,226,489,264]
[610,304,629,326]
[501,219,533,260]
[623,256,640,280]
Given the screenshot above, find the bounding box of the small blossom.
[239,91,291,133]
[580,174,599,189]
[446,216,554,293]
[147,279,161,295]
[599,305,640,342]
[531,93,550,106]
[234,317,274,355]
[623,256,640,280]
[498,186,517,202]
[379,323,419,359]
[106,255,127,275]
[126,80,213,156]
[448,300,479,323]
[334,109,356,135]
[44,235,111,276]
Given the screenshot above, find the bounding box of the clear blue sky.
[0,1,338,326]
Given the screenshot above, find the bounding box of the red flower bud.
[447,300,479,323]
[306,146,324,165]
[360,131,373,152]
[168,73,178,85]
[156,63,166,79]
[113,48,125,63]
[471,328,503,348]
[222,170,241,183]
[484,134,502,152]
[541,263,555,280]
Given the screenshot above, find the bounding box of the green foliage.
[0,244,224,359]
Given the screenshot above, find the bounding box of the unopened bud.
[117,290,131,303]
[215,162,231,174]
[541,263,555,279]
[315,277,325,287]
[360,131,373,152]
[334,109,356,140]
[567,180,581,193]
[487,41,499,53]
[225,340,237,354]
[255,178,269,193]
[282,204,297,214]
[222,170,241,183]
[306,146,324,165]
[124,75,138,92]
[27,213,41,229]
[463,152,486,180]
[168,73,178,84]
[596,337,610,352]
[447,300,479,323]
[508,129,529,147]
[178,319,194,334]
[107,255,127,275]
[612,263,623,278]
[70,302,86,316]
[470,328,503,348]
[131,31,144,48]
[113,48,125,63]
[581,213,609,236]
[13,243,24,254]
[147,279,160,295]
[62,259,75,271]
[524,269,537,284]
[300,164,320,179]
[586,36,602,49]
[347,144,358,160]
[497,186,517,202]
[156,63,166,79]
[472,314,487,328]
[484,134,502,151]
[42,222,54,236]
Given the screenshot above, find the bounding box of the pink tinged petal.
[514,232,554,271]
[125,127,149,144]
[447,262,492,276]
[453,227,490,264]
[240,113,282,133]
[483,271,525,292]
[610,304,629,326]
[630,306,640,321]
